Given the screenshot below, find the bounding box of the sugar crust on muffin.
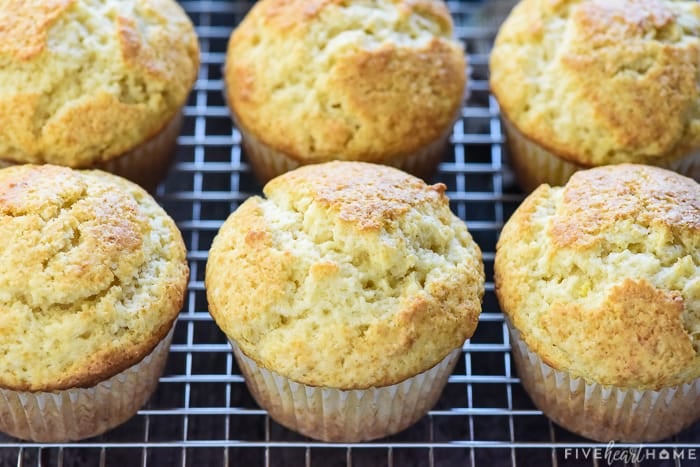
[0,0,199,166]
[206,162,484,389]
[495,164,700,390]
[225,0,466,164]
[0,165,189,391]
[490,0,700,166]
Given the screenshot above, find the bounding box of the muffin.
[494,164,700,442]
[490,0,700,192]
[0,0,200,190]
[206,161,484,441]
[0,164,189,442]
[224,0,467,183]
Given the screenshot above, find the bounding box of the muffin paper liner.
[501,117,583,192]
[95,112,183,191]
[231,341,461,442]
[237,122,452,184]
[0,326,175,442]
[671,149,700,181]
[508,321,700,442]
[0,111,183,192]
[502,117,700,192]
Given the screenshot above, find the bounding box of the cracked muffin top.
[495,164,700,390]
[206,162,484,389]
[225,0,466,163]
[490,0,700,166]
[0,0,199,167]
[0,165,189,391]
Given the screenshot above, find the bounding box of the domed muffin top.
[0,165,188,391]
[0,0,199,166]
[206,162,484,389]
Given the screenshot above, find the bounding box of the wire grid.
[1,1,699,466]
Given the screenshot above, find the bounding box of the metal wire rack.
[2,1,699,466]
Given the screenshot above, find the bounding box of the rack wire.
[2,1,699,466]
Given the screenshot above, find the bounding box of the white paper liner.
[237,122,452,185]
[669,149,700,181]
[507,321,700,442]
[95,112,183,191]
[502,117,700,192]
[0,111,183,192]
[501,117,583,192]
[0,326,175,442]
[231,342,461,442]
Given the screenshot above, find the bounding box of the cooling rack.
[1,1,699,466]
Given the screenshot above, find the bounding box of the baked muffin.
[206,161,484,441]
[490,0,700,192]
[225,0,467,183]
[495,164,700,442]
[0,0,200,190]
[0,164,189,442]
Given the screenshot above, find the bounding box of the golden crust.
[549,161,700,247]
[0,165,189,391]
[539,279,694,388]
[495,164,700,389]
[0,0,199,167]
[225,0,466,163]
[264,160,448,230]
[206,162,484,389]
[490,0,700,166]
[0,0,73,60]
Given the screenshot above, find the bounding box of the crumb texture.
[495,164,700,389]
[0,165,189,391]
[0,0,199,166]
[206,162,484,389]
[226,0,466,163]
[490,0,700,166]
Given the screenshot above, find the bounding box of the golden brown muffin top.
[206,162,484,389]
[495,164,700,389]
[0,0,200,167]
[225,0,466,163]
[490,0,700,166]
[0,165,189,391]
